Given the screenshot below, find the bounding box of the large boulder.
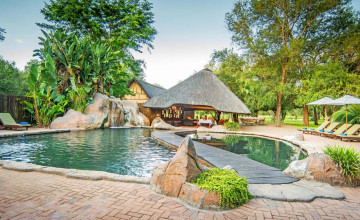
[122,100,150,126]
[50,93,110,129]
[283,131,304,142]
[284,153,357,186]
[104,97,124,128]
[150,137,205,197]
[151,117,175,130]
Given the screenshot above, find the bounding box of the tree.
[0,56,28,95]
[208,49,276,115]
[0,27,5,42]
[37,0,157,77]
[226,0,352,126]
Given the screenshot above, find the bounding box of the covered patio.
[142,69,251,127]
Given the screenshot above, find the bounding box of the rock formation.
[150,137,224,210]
[150,137,205,197]
[151,117,175,130]
[284,153,357,186]
[50,93,150,129]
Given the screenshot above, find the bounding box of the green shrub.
[224,121,240,131]
[191,168,251,208]
[323,146,360,181]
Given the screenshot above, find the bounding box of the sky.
[1,0,360,89]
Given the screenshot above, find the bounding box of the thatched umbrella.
[307,97,334,121]
[143,69,251,115]
[329,95,360,132]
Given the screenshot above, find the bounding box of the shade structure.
[307,97,334,105]
[143,69,251,114]
[329,95,360,132]
[307,97,334,121]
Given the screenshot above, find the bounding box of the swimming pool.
[0,128,176,177]
[178,132,306,170]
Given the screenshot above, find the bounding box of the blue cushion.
[19,122,28,125]
[319,129,324,132]
[310,128,315,131]
[327,131,334,134]
[303,127,308,130]
[340,133,347,136]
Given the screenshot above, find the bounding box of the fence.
[0,94,34,123]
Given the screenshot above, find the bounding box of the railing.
[0,94,34,123]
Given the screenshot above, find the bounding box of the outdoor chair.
[299,120,330,134]
[322,124,352,139]
[338,124,360,141]
[0,113,31,131]
[340,133,360,142]
[315,122,341,136]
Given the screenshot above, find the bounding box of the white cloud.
[15,39,24,44]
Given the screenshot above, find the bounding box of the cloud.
[15,39,24,44]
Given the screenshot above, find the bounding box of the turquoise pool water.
[0,128,176,177]
[178,132,306,170]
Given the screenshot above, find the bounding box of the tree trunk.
[303,104,309,126]
[313,107,318,125]
[33,91,41,127]
[275,92,282,127]
[276,63,287,127]
[293,109,298,120]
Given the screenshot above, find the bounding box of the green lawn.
[261,115,324,129]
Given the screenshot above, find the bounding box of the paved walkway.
[0,128,71,138]
[152,130,297,184]
[0,168,359,220]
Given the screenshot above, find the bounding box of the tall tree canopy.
[37,0,157,52]
[225,0,354,126]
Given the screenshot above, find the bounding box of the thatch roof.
[143,69,251,114]
[130,79,166,98]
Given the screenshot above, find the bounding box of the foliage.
[332,105,360,124]
[225,0,354,126]
[25,62,69,127]
[0,56,28,95]
[324,146,360,181]
[37,0,156,51]
[37,0,157,80]
[0,27,5,42]
[224,121,240,131]
[191,168,251,208]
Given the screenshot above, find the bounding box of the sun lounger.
[322,124,352,139]
[338,124,360,141]
[315,122,341,136]
[0,113,31,131]
[299,120,330,134]
[340,133,360,142]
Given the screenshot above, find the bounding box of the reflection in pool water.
[0,128,176,177]
[178,132,306,170]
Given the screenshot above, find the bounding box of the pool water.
[0,128,176,177]
[178,132,306,170]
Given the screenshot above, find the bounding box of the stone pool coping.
[0,160,149,184]
[0,128,72,138]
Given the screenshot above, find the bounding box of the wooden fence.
[0,94,34,123]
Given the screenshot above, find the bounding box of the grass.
[261,115,324,129]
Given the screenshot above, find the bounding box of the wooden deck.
[152,130,298,184]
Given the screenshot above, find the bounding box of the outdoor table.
[197,119,213,128]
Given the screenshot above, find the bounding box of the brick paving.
[0,168,359,220]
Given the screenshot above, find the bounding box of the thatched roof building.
[143,69,251,114]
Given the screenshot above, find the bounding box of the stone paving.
[1,168,360,220]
